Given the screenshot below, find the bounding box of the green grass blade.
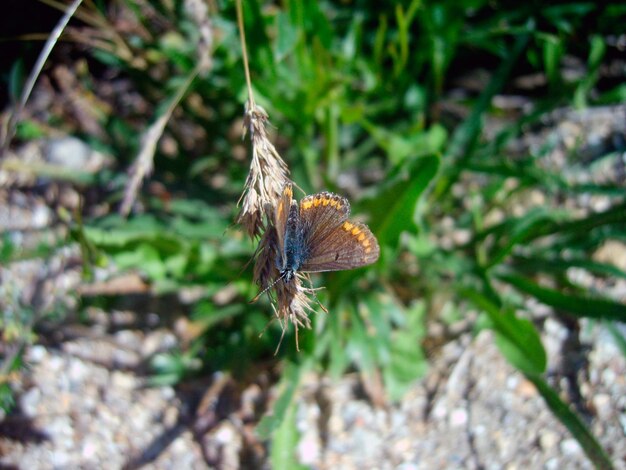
[269,396,306,470]
[472,201,626,251]
[486,209,558,268]
[524,202,626,243]
[435,25,532,198]
[365,155,439,248]
[526,374,614,469]
[511,256,626,280]
[461,288,547,375]
[257,361,307,439]
[498,273,626,322]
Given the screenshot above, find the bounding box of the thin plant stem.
[0,0,84,157]
[120,65,200,216]
[235,0,255,107]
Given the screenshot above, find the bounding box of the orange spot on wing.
[351,227,361,236]
[302,200,313,210]
[362,239,370,247]
[343,222,354,231]
[365,247,372,253]
[358,233,366,241]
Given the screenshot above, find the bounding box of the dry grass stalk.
[184,0,214,75]
[38,0,144,69]
[0,0,84,158]
[119,66,200,216]
[118,0,216,216]
[234,0,318,350]
[271,275,316,352]
[236,102,290,238]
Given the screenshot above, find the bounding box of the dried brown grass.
[237,101,317,351]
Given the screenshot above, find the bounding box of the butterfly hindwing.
[300,220,380,272]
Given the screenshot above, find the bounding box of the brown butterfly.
[274,183,379,283]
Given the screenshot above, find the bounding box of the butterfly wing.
[298,191,350,250]
[274,183,293,253]
[298,191,379,272]
[300,217,380,273]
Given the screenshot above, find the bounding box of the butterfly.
[274,183,379,283]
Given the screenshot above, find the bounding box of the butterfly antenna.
[249,271,286,303]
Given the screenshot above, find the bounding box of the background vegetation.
[1,0,625,467]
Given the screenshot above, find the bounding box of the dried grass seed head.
[253,224,278,290]
[272,274,315,352]
[237,102,290,238]
[236,102,317,349]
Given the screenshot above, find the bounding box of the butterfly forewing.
[275,184,293,253]
[299,192,350,249]
[300,220,380,272]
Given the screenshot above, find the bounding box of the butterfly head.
[280,267,296,283]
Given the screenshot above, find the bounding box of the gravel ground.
[1,333,209,470]
[297,326,626,470]
[1,318,624,469]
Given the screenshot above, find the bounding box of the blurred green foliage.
[2,0,626,467]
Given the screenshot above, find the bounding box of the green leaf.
[167,199,221,220]
[8,60,24,103]
[275,12,298,61]
[365,154,439,248]
[498,273,626,322]
[487,208,562,267]
[0,233,16,262]
[191,302,244,331]
[360,122,447,165]
[383,302,428,400]
[542,34,562,86]
[113,243,166,280]
[346,305,377,372]
[16,119,46,140]
[269,394,306,470]
[463,288,547,375]
[257,361,306,439]
[326,305,350,379]
[574,34,606,108]
[149,350,201,386]
[526,374,614,469]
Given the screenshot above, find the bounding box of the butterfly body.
[274,184,379,283]
[278,200,307,282]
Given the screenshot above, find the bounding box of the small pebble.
[539,431,559,450]
[560,438,582,456]
[449,408,468,427]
